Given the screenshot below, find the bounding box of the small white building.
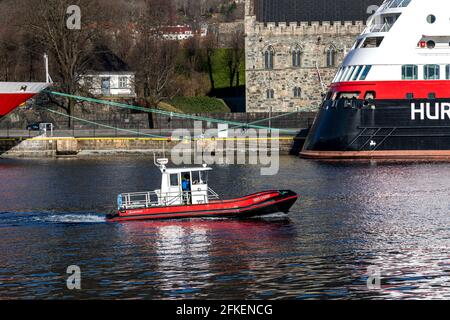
[161,25,194,41]
[80,48,136,98]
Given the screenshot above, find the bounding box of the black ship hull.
[301,99,450,159]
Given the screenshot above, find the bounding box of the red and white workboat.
[107,158,298,222]
[302,0,450,159]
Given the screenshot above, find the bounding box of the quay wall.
[1,109,317,131]
[0,136,305,158]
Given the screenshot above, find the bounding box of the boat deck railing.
[119,188,220,210]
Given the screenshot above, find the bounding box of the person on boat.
[182,174,191,204]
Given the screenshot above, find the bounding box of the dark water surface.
[0,156,449,299]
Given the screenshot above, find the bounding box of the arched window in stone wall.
[292,46,303,68]
[266,88,275,99]
[326,46,337,67]
[264,46,275,70]
[293,87,302,98]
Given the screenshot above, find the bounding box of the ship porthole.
[427,40,436,49]
[426,14,436,24]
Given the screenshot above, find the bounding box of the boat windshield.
[200,171,208,184]
[191,170,209,185]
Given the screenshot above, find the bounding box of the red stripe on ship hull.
[0,93,36,117]
[330,80,450,100]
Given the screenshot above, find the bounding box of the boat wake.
[34,214,106,224]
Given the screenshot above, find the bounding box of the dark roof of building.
[254,0,385,23]
[86,46,130,73]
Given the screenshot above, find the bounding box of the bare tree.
[130,0,180,108]
[225,28,244,88]
[25,0,104,127]
[202,33,218,91]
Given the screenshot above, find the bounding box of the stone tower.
[245,0,383,112]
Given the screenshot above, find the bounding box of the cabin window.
[293,87,302,98]
[361,37,384,48]
[427,14,436,24]
[352,38,364,50]
[264,46,274,70]
[345,66,356,81]
[428,93,436,99]
[406,93,414,99]
[424,65,440,80]
[339,67,349,82]
[170,174,179,187]
[191,171,201,184]
[402,65,418,80]
[359,65,372,80]
[200,171,208,184]
[352,66,363,81]
[446,65,450,79]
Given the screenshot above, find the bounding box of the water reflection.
[0,157,449,299]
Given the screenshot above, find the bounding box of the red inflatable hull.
[107,190,298,222]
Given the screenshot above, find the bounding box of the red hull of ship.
[0,93,35,117]
[107,190,298,222]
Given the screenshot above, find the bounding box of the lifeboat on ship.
[301,0,450,159]
[106,158,298,222]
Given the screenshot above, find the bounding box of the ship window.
[192,171,200,184]
[352,38,364,49]
[361,37,384,48]
[364,91,376,100]
[333,68,343,83]
[427,15,436,24]
[170,174,179,187]
[336,92,360,99]
[427,40,435,49]
[446,65,450,79]
[200,171,208,184]
[406,93,414,99]
[424,65,440,80]
[428,93,436,99]
[359,65,372,80]
[340,67,350,81]
[345,66,356,81]
[402,65,418,80]
[352,66,363,81]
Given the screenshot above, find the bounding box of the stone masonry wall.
[245,0,367,112]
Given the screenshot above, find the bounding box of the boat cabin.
[118,158,219,210]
